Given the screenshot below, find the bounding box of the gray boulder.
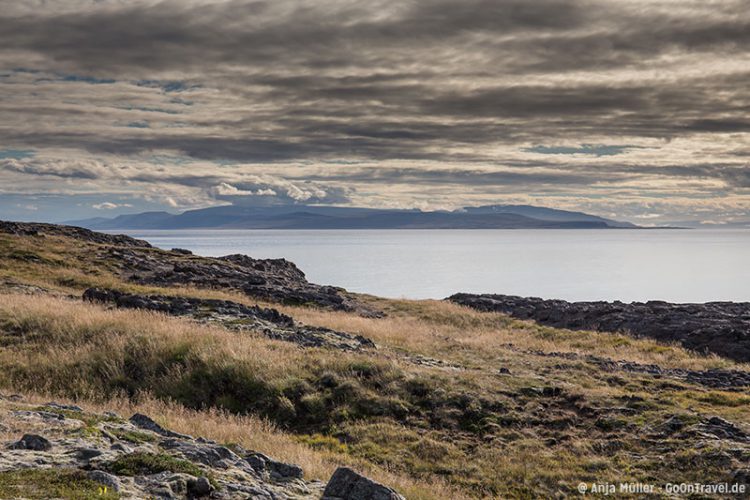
[246,452,304,480]
[129,413,192,439]
[187,476,214,498]
[87,470,121,492]
[323,467,404,500]
[9,434,52,451]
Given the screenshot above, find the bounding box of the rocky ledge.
[449,293,750,363]
[0,220,150,248]
[0,220,379,315]
[104,246,379,316]
[0,395,404,499]
[83,288,376,351]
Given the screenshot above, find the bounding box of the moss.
[108,428,158,444]
[0,468,120,499]
[34,406,123,427]
[106,452,204,477]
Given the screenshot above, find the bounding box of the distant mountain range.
[66,204,639,230]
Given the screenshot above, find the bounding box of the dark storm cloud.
[1,0,749,160]
[0,0,749,223]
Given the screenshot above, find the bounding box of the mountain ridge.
[66,204,639,230]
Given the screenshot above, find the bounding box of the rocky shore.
[449,293,750,363]
[0,395,404,499]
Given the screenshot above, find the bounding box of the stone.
[187,476,214,497]
[323,467,404,500]
[9,434,52,451]
[73,447,103,460]
[87,470,121,492]
[246,452,305,480]
[659,415,685,434]
[129,413,192,439]
[110,443,133,453]
[161,438,238,468]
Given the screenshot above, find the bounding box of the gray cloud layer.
[0,0,748,224]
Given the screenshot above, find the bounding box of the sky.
[1,0,749,226]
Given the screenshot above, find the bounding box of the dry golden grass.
[276,298,747,372]
[1,231,742,373]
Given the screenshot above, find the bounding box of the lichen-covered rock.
[323,467,405,500]
[160,438,239,469]
[0,401,330,499]
[87,470,121,492]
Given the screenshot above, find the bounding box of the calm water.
[120,229,750,303]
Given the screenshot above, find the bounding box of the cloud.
[92,202,130,210]
[206,178,351,206]
[0,0,748,223]
[524,144,641,157]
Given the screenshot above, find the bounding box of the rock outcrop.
[0,220,150,248]
[103,245,377,314]
[449,293,750,363]
[0,220,380,315]
[0,397,403,499]
[84,288,376,351]
[323,467,405,500]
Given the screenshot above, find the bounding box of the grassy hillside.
[1,228,749,498]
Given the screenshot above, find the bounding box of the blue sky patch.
[0,149,35,160]
[60,74,116,84]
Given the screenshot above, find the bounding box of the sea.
[118,229,750,303]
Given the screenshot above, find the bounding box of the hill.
[0,220,748,499]
[67,204,637,230]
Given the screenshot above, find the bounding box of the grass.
[108,428,158,443]
[1,230,749,498]
[106,451,206,478]
[1,292,748,497]
[0,468,120,499]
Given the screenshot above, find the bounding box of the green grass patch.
[0,468,119,499]
[108,428,158,444]
[105,452,219,489]
[105,452,204,477]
